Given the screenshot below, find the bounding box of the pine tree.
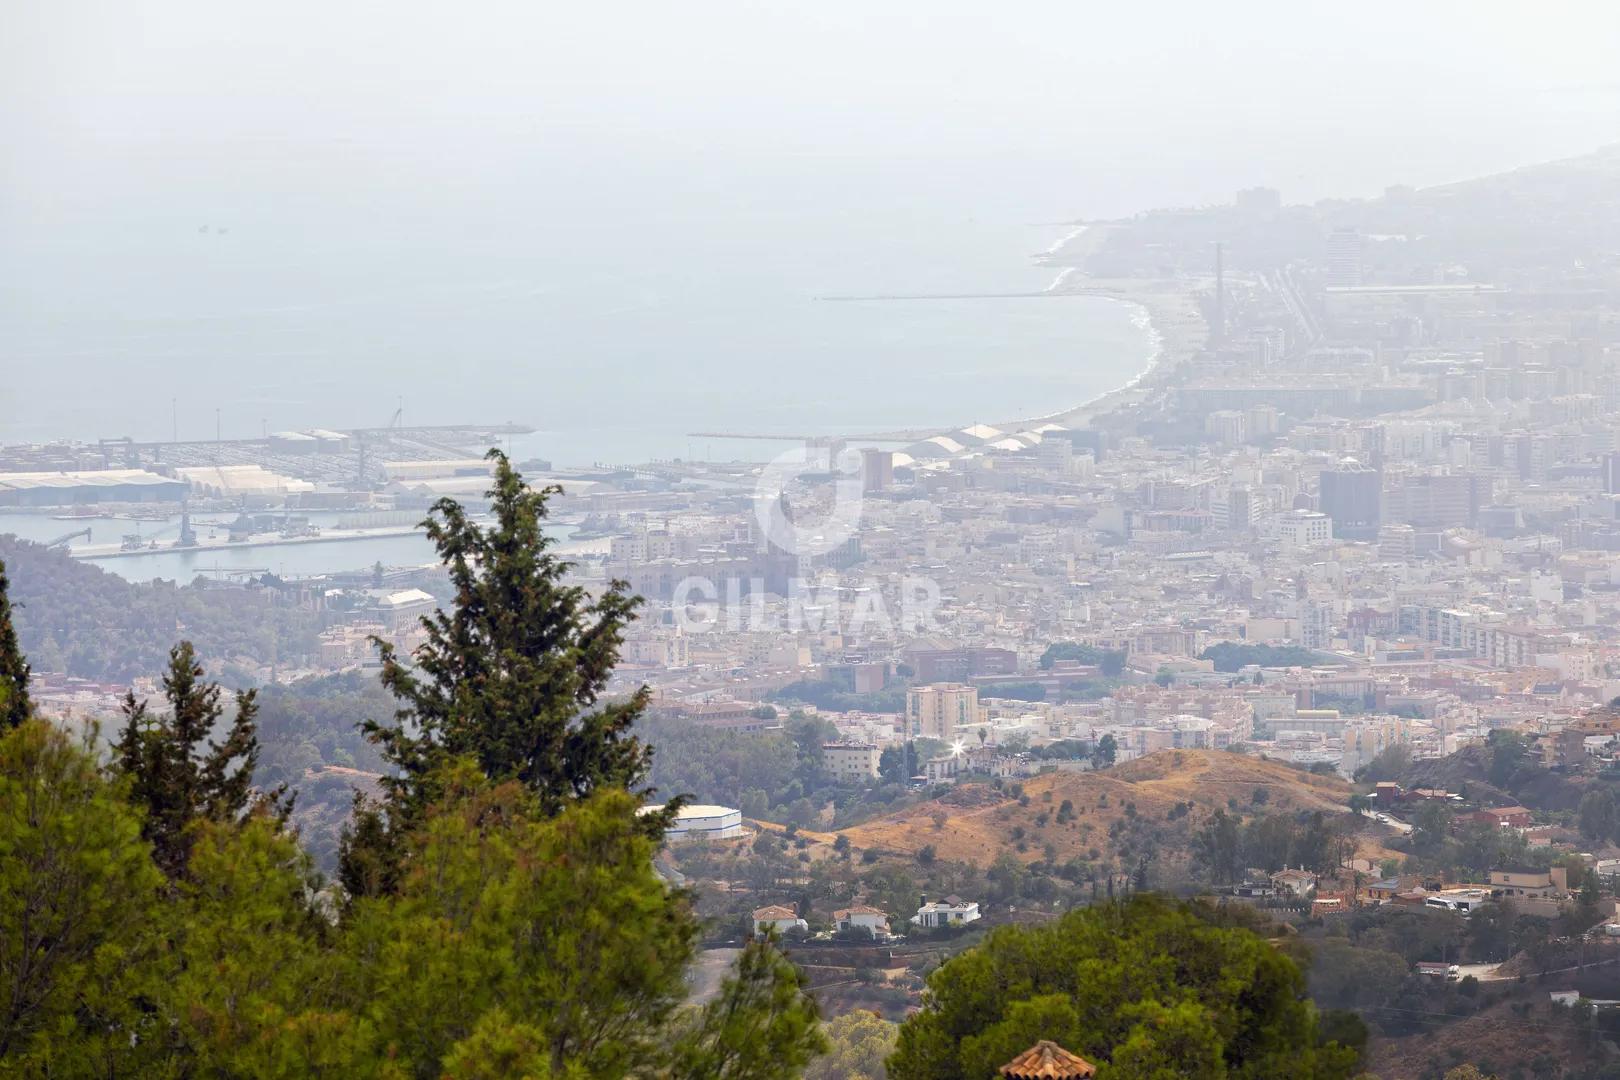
[0,720,164,1066]
[342,449,666,897]
[0,558,31,730]
[117,641,282,877]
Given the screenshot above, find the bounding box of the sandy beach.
[990,223,1209,433]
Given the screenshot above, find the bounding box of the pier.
[73,523,427,561]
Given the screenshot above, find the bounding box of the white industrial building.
[641,803,745,843]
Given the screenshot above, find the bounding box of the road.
[1454,962,1503,982]
[688,947,741,1005]
[1371,811,1414,834]
[1451,951,1620,984]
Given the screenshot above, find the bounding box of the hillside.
[839,750,1350,867]
[1396,740,1591,815]
[0,535,324,682]
[1341,143,1620,280]
[1363,994,1599,1080]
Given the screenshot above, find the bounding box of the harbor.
[71,522,428,561]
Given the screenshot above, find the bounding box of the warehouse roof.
[0,469,180,491]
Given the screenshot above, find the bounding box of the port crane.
[44,528,92,549]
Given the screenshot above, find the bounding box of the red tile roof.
[999,1040,1098,1079]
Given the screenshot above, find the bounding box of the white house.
[1270,868,1317,897]
[833,904,891,939]
[752,905,808,936]
[911,895,981,928]
[923,754,963,785]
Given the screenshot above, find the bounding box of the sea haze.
[0,142,1153,466]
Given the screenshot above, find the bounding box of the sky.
[6,0,1620,222]
[4,1,1620,449]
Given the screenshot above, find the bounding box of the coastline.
[992,222,1207,435]
[814,228,1206,449]
[1023,276,1206,429]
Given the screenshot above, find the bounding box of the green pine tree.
[0,559,31,730]
[0,589,827,1078]
[117,641,282,878]
[0,719,164,1067]
[342,449,667,898]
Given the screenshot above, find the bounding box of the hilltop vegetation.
[0,454,826,1078]
[1392,729,1583,814]
[839,749,1350,878]
[889,895,1361,1080]
[0,536,323,682]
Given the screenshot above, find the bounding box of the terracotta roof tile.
[999,1040,1098,1079]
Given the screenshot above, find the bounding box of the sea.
[0,509,576,586]
[0,154,1155,580]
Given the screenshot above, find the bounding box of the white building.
[752,905,808,936]
[1279,509,1333,548]
[371,588,438,634]
[833,905,892,939]
[822,743,881,785]
[923,753,961,785]
[641,803,745,843]
[911,895,981,928]
[610,529,677,563]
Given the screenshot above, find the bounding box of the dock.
[74,524,427,561]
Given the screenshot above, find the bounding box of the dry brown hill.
[1363,996,1592,1080]
[839,750,1350,867]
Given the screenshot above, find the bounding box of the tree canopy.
[887,896,1360,1080]
[0,536,323,683]
[807,1010,897,1080]
[1199,643,1330,673]
[343,449,668,896]
[117,641,283,878]
[0,557,29,729]
[1,721,825,1077]
[0,464,825,1078]
[1038,642,1126,676]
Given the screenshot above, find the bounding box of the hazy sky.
[6,0,1620,224]
[5,2,1620,450]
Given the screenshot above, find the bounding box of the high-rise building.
[1227,487,1258,531]
[860,448,894,493]
[1062,428,1106,463]
[1301,599,1335,650]
[1319,463,1381,541]
[1204,410,1247,445]
[1511,434,1553,481]
[1036,437,1074,471]
[1325,228,1363,288]
[1384,473,1489,528]
[1603,452,1620,495]
[905,684,981,741]
[1246,404,1282,439]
